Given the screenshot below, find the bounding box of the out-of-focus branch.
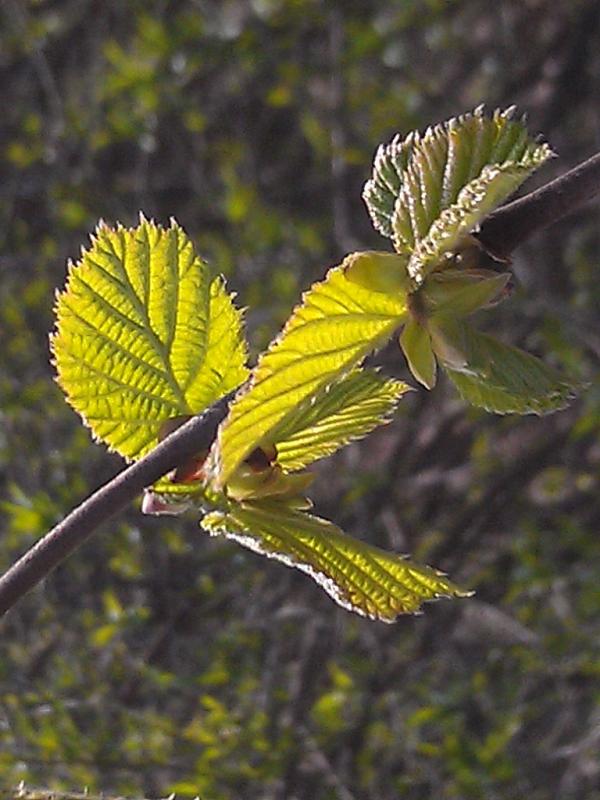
[477,151,600,261]
[0,391,236,618]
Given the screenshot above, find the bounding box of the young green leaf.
[363,107,552,280]
[362,131,419,238]
[216,262,408,485]
[272,370,411,472]
[443,322,577,415]
[428,315,469,371]
[422,269,510,316]
[399,319,437,389]
[52,217,248,460]
[202,501,469,622]
[342,250,411,294]
[406,157,550,284]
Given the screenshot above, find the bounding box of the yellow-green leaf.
[342,251,411,295]
[52,217,248,460]
[444,322,577,415]
[216,262,407,485]
[399,319,437,389]
[201,502,469,622]
[273,370,411,472]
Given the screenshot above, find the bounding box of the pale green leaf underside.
[217,265,407,485]
[52,218,248,460]
[363,107,552,280]
[202,502,468,622]
[273,370,410,472]
[444,323,577,415]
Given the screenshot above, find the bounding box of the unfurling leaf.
[202,501,469,622]
[405,157,549,284]
[361,107,573,414]
[443,322,578,415]
[225,461,315,503]
[362,131,418,239]
[216,263,407,485]
[428,316,469,371]
[52,217,248,460]
[363,106,552,283]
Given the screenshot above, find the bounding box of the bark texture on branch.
[0,392,235,617]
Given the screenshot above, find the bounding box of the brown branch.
[0,391,236,618]
[477,151,600,261]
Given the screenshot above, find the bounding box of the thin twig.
[0,392,235,618]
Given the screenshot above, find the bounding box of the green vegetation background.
[1,1,600,798]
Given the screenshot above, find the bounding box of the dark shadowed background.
[1,1,600,798]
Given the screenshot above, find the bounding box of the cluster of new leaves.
[52,108,577,623]
[220,107,574,483]
[52,218,466,622]
[360,106,576,410]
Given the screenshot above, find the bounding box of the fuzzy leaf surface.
[52,218,248,460]
[217,264,407,485]
[362,131,418,238]
[363,107,552,279]
[202,502,468,622]
[406,157,550,284]
[444,323,577,415]
[272,370,410,472]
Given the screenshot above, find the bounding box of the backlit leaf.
[273,370,411,472]
[342,250,411,295]
[52,217,248,459]
[201,501,469,622]
[216,262,407,485]
[444,322,577,415]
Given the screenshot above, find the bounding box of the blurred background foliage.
[1,1,600,798]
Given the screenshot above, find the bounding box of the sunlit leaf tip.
[52,216,248,461]
[202,502,470,622]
